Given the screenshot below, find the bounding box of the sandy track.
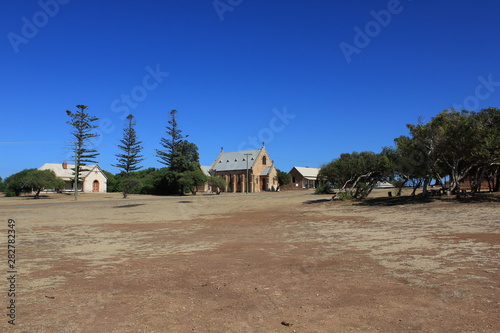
[0,191,498,332]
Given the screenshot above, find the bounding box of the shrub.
[337,191,354,200]
[314,183,330,194]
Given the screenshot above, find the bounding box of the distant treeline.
[2,108,499,199]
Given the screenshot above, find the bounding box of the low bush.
[314,183,330,194]
[337,191,354,200]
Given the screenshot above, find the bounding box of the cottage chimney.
[62,162,68,169]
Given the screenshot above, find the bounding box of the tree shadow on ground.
[303,198,332,205]
[456,193,500,203]
[21,195,54,200]
[357,196,435,207]
[358,192,500,206]
[113,204,146,208]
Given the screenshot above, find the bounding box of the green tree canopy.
[4,169,33,196]
[319,151,391,199]
[4,169,65,199]
[156,110,204,195]
[276,169,291,189]
[207,176,227,194]
[398,108,500,196]
[467,107,500,192]
[318,107,500,200]
[178,169,207,195]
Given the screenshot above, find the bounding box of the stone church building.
[209,147,278,193]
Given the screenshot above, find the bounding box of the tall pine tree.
[66,105,100,200]
[156,110,206,194]
[114,114,144,198]
[156,109,184,167]
[114,114,144,173]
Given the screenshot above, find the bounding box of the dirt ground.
[0,189,498,332]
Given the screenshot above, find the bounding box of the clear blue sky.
[1,0,499,179]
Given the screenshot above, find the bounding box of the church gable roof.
[200,165,211,177]
[211,149,262,171]
[260,166,272,176]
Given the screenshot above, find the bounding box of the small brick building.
[282,166,320,190]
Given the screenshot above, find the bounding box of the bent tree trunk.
[397,178,408,196]
[449,162,475,198]
[494,166,500,192]
[422,177,430,197]
[471,166,486,194]
[410,178,422,196]
[362,182,377,199]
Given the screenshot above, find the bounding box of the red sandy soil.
[0,190,498,332]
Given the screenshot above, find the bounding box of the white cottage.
[38,163,108,193]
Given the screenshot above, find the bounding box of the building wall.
[251,149,278,192]
[289,168,304,187]
[196,183,211,193]
[280,167,318,191]
[39,163,108,193]
[82,169,108,193]
[212,148,278,192]
[216,171,249,193]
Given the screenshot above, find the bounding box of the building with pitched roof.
[287,166,320,189]
[208,147,278,192]
[38,162,107,193]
